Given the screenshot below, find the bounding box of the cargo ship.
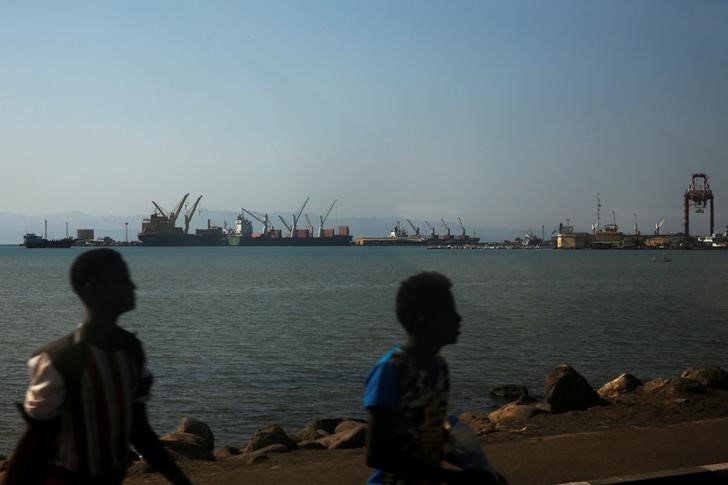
[354,218,480,246]
[227,198,353,246]
[23,220,75,248]
[138,193,226,246]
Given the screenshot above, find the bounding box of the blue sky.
[1,1,727,235]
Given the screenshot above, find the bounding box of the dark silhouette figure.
[3,249,191,485]
[364,272,504,484]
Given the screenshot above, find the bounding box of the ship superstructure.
[138,193,225,246]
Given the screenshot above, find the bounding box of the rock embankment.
[5,364,727,478]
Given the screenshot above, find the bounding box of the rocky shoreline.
[2,364,728,479]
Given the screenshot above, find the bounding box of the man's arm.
[130,403,192,485]
[1,408,59,485]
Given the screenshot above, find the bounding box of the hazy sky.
[2,1,727,234]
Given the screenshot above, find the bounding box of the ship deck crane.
[169,193,190,227]
[441,219,451,237]
[183,195,203,234]
[304,214,315,234]
[319,199,337,237]
[291,196,310,237]
[242,208,272,234]
[457,217,466,238]
[424,220,436,237]
[654,217,666,235]
[406,219,420,237]
[151,201,168,219]
[278,215,293,235]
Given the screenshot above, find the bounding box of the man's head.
[396,272,461,346]
[70,249,136,314]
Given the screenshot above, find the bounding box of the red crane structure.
[684,173,714,237]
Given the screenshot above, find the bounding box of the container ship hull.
[229,235,352,246]
[138,233,225,246]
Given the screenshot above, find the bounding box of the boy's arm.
[366,406,480,484]
[130,403,192,485]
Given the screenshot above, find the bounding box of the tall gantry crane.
[684,173,714,237]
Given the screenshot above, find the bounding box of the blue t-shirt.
[363,346,450,485]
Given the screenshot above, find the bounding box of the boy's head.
[70,249,136,314]
[396,272,460,346]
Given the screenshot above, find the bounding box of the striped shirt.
[24,324,152,479]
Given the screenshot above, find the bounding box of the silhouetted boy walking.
[364,272,503,484]
[4,249,191,485]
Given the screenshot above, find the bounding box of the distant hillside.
[0,211,524,244]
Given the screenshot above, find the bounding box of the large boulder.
[458,411,496,436]
[681,367,728,389]
[598,373,642,400]
[291,418,343,443]
[175,416,214,452]
[242,425,298,453]
[643,377,670,393]
[545,364,605,414]
[487,402,550,424]
[213,446,242,459]
[159,432,215,460]
[317,422,368,449]
[490,385,534,403]
[643,377,705,395]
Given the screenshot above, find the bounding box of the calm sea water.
[1,246,727,452]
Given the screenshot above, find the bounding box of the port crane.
[242,208,273,234]
[684,173,714,237]
[654,218,666,235]
[424,220,436,238]
[318,199,337,237]
[406,219,420,237]
[183,195,203,234]
[441,219,451,238]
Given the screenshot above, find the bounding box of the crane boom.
[441,218,451,236]
[405,219,420,236]
[169,193,190,227]
[304,214,314,233]
[152,201,168,218]
[425,220,436,236]
[654,217,666,235]
[183,195,203,234]
[294,197,310,224]
[457,217,466,237]
[242,208,273,233]
[318,199,338,237]
[278,215,292,234]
